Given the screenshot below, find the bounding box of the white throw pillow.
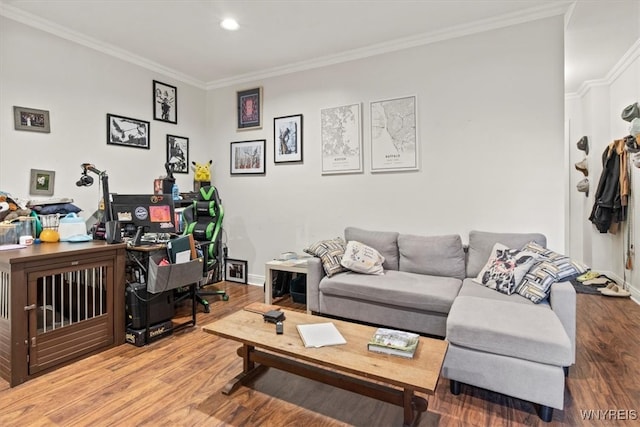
[341,240,385,275]
[474,242,538,295]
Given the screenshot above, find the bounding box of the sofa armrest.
[306,258,325,312]
[548,280,576,364]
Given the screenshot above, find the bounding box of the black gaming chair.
[182,185,228,312]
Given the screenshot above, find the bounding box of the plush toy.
[192,160,212,182]
[0,194,31,222]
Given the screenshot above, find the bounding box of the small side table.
[265,259,310,314]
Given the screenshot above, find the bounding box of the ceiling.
[1,0,639,93]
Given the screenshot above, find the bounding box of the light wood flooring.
[0,282,638,426]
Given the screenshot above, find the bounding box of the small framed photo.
[29,169,55,196]
[274,114,303,163]
[14,106,50,133]
[153,80,177,124]
[225,258,248,284]
[230,140,266,175]
[166,135,189,174]
[107,114,150,149]
[237,87,262,130]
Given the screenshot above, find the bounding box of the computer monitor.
[110,194,176,244]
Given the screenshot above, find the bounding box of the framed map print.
[320,103,362,174]
[370,95,419,172]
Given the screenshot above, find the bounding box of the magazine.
[367,328,419,358]
[296,322,347,348]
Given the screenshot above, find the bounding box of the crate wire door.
[27,258,115,375]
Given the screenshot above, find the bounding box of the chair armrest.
[306,258,325,312]
[549,280,576,364]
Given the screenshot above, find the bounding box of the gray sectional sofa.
[305,227,576,422]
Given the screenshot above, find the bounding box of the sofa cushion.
[398,234,466,280]
[459,278,547,306]
[516,258,561,303]
[304,237,347,277]
[345,227,399,270]
[340,240,385,275]
[473,243,539,295]
[446,296,572,366]
[319,270,461,314]
[466,230,546,278]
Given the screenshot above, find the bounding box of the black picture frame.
[274,114,303,163]
[230,140,266,175]
[166,135,189,174]
[153,80,177,124]
[107,114,150,149]
[236,87,262,130]
[225,258,248,284]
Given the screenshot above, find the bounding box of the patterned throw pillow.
[516,241,590,303]
[340,240,385,275]
[474,243,539,295]
[304,237,347,277]
[516,259,561,303]
[521,241,589,281]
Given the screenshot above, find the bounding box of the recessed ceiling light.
[220,18,239,31]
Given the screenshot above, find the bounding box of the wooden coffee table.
[202,309,448,426]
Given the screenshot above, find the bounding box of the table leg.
[265,266,273,304]
[221,344,268,395]
[403,388,428,427]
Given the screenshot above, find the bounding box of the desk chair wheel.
[223,294,229,301]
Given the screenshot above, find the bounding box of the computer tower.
[125,282,175,329]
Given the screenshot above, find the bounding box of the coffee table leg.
[222,344,268,395]
[403,389,428,427]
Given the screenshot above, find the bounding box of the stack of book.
[367,328,420,358]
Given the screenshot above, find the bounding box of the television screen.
[110,194,176,235]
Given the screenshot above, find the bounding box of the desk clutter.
[125,235,203,347]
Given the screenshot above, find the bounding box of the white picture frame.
[320,103,362,175]
[370,95,419,173]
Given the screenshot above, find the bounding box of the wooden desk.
[0,241,126,386]
[203,309,448,426]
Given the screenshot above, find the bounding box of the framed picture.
[153,80,177,124]
[274,114,303,163]
[230,140,266,175]
[225,258,248,284]
[14,106,50,133]
[321,103,362,174]
[29,169,55,196]
[370,95,419,172]
[166,135,189,174]
[237,87,262,130]
[107,114,150,149]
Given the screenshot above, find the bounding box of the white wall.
[209,16,565,283]
[1,16,566,285]
[567,42,640,298]
[0,18,208,213]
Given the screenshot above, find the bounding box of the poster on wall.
[370,95,418,173]
[320,103,362,175]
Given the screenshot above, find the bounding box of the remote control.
[276,321,283,334]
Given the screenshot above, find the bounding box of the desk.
[0,241,126,387]
[264,259,310,314]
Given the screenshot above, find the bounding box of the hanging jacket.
[589,139,628,233]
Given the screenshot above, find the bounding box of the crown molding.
[206,2,572,89]
[0,3,207,89]
[565,37,640,100]
[1,1,571,92]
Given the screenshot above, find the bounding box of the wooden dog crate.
[0,241,126,386]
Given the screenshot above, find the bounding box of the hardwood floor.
[0,282,638,426]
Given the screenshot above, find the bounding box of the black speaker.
[105,220,122,244]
